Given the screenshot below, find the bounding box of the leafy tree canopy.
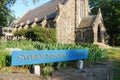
[0,0,16,26]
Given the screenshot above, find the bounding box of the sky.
[11,0,51,18]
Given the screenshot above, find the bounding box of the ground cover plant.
[0,41,108,75]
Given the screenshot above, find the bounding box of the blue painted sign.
[12,50,88,66]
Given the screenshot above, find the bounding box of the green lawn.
[107,48,120,80]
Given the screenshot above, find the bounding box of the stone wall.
[52,60,113,80]
[0,60,113,80]
[55,0,75,44]
[84,28,94,43]
[75,28,94,43]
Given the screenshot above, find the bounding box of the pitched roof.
[16,0,67,25]
[78,16,96,29]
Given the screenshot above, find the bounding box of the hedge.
[14,26,57,43]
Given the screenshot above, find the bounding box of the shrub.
[84,45,108,65]
[24,27,57,43]
[0,51,11,68]
[34,43,108,65]
[0,52,6,68]
[24,28,38,41]
[14,29,26,37]
[42,66,54,76]
[13,26,57,43]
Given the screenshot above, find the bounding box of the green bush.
[25,27,57,43]
[34,43,108,65]
[0,51,11,68]
[14,26,57,43]
[84,45,108,65]
[14,29,26,37]
[0,52,6,68]
[42,66,54,76]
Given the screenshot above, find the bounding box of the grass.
[107,48,120,80]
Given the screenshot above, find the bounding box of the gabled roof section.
[16,0,68,24]
[78,16,96,29]
[94,8,104,25]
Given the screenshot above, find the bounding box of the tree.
[0,0,40,26]
[89,0,120,46]
[0,0,16,26]
[7,14,16,27]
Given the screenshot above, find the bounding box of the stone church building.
[14,0,108,44]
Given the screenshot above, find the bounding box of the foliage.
[0,0,16,26]
[33,42,108,66]
[0,51,6,68]
[14,29,26,37]
[42,66,53,76]
[7,14,16,27]
[0,41,108,75]
[89,0,120,46]
[14,27,57,43]
[84,45,108,65]
[0,51,11,68]
[114,34,120,46]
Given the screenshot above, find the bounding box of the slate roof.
[16,0,68,25]
[78,16,96,29]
